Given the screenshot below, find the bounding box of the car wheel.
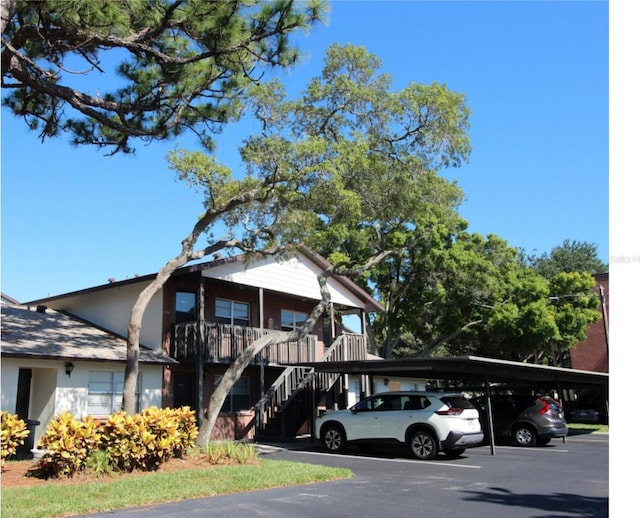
[512,425,537,447]
[409,429,438,460]
[443,448,465,458]
[321,424,346,453]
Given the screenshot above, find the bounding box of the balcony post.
[196,278,205,425]
[259,287,266,412]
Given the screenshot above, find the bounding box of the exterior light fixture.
[64,362,74,377]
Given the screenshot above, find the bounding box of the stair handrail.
[254,333,367,437]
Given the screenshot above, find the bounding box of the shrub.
[0,411,30,469]
[85,449,117,477]
[169,406,198,457]
[100,407,198,472]
[35,412,100,478]
[207,441,258,465]
[28,407,199,479]
[100,411,154,472]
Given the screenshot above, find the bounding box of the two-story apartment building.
[6,248,382,442]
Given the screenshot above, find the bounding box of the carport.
[303,355,608,455]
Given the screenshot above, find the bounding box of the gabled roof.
[0,305,174,364]
[1,292,20,305]
[28,246,383,313]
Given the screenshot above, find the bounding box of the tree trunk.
[421,319,484,358]
[119,207,244,414]
[122,257,187,414]
[194,263,347,448]
[195,331,290,448]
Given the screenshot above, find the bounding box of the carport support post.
[311,371,317,443]
[485,375,496,456]
[555,375,566,444]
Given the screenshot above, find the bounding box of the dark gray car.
[471,394,568,447]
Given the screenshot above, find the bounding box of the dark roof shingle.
[1,305,174,364]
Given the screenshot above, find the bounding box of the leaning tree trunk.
[122,256,193,414]
[195,267,341,448]
[119,184,264,414]
[195,331,291,448]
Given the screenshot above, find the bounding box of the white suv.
[315,391,484,460]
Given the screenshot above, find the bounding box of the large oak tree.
[365,232,602,367]
[154,43,472,446]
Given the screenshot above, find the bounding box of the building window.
[88,371,140,416]
[175,292,196,323]
[214,375,250,412]
[281,309,308,331]
[215,299,250,327]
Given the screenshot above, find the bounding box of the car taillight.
[436,408,464,416]
[538,397,552,415]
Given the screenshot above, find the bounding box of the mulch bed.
[1,454,218,488]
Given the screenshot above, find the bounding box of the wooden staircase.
[254,333,367,442]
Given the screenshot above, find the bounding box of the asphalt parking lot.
[86,432,608,518]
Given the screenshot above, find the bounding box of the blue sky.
[1,0,611,303]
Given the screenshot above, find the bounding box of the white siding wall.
[203,255,365,309]
[347,376,362,407]
[371,376,431,394]
[42,282,164,350]
[0,362,19,412]
[1,358,163,446]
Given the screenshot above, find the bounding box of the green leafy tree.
[298,43,472,356]
[538,271,601,366]
[1,0,327,154]
[369,232,602,366]
[369,232,554,360]
[2,0,326,413]
[2,0,327,418]
[360,218,468,359]
[529,239,607,279]
[149,44,472,446]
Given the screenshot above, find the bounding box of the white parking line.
[494,446,569,453]
[293,450,482,469]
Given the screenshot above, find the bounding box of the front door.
[173,373,196,410]
[15,368,32,419]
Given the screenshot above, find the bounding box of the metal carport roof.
[300,356,607,455]
[300,355,608,389]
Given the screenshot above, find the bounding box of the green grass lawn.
[567,422,609,434]
[1,459,353,518]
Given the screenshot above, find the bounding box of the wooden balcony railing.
[171,322,318,365]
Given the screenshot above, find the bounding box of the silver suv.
[315,391,484,460]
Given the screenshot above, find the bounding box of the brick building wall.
[159,273,333,440]
[569,273,609,373]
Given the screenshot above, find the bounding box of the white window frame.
[214,375,250,413]
[281,309,308,331]
[88,370,140,416]
[215,298,250,326]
